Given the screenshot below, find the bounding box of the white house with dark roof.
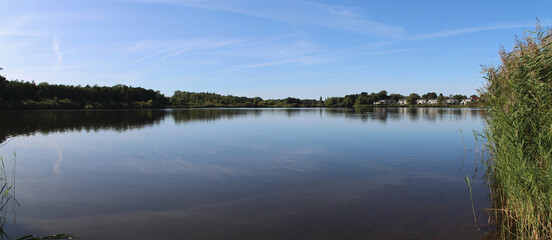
[416,99,427,105]
[374,99,397,105]
[445,99,459,104]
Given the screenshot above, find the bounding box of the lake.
[0,108,489,239]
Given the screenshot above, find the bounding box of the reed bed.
[482,25,552,239]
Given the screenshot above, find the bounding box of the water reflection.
[170,108,251,124]
[0,108,488,239]
[0,110,166,143]
[326,107,483,123]
[0,108,485,144]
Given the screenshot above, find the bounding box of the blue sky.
[1,0,550,99]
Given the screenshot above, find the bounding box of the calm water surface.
[0,108,489,239]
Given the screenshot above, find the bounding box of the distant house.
[445,99,459,104]
[470,96,480,101]
[374,99,397,105]
[416,99,427,105]
[398,99,407,105]
[428,99,438,105]
[460,99,472,105]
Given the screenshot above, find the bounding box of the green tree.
[389,93,404,101]
[376,90,388,101]
[437,93,445,104]
[253,97,263,104]
[343,94,358,107]
[426,92,437,99]
[284,97,301,104]
[452,94,467,101]
[406,93,421,105]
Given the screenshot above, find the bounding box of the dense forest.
[170,91,320,107]
[0,74,168,109]
[0,70,475,109]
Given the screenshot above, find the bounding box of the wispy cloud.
[121,0,532,42]
[0,30,45,37]
[119,37,246,69]
[362,48,427,56]
[120,42,192,68]
[233,55,328,68]
[0,13,46,36]
[126,39,150,54]
[52,37,63,74]
[409,23,533,40]
[120,0,406,38]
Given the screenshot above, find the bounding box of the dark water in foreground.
[0,108,489,239]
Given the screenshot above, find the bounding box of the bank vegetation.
[482,25,552,239]
[0,76,477,109]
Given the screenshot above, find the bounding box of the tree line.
[0,71,477,109]
[321,91,473,107]
[0,75,168,109]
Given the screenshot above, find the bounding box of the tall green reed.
[0,151,18,239]
[482,24,552,239]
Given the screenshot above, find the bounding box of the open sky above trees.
[1,0,551,99]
